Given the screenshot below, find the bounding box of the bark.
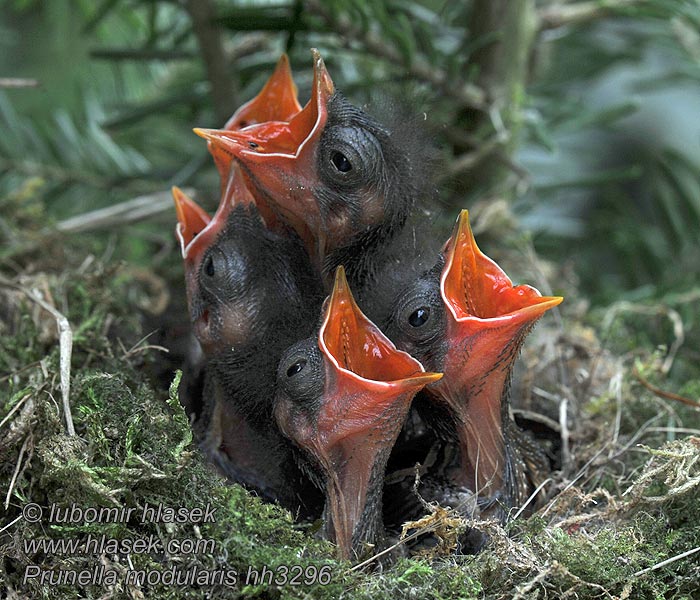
[184,0,239,124]
[455,0,538,200]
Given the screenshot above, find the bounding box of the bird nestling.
[193,49,437,293]
[383,210,562,514]
[171,50,564,557]
[274,267,441,559]
[172,166,324,519]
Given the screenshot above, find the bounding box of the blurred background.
[1,0,699,370]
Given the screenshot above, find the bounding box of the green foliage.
[520,9,700,304]
[0,90,152,216]
[2,0,699,304]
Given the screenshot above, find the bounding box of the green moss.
[548,526,644,585]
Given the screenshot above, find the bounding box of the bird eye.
[204,255,215,277]
[278,340,325,404]
[331,151,352,173]
[286,359,307,377]
[248,141,259,149]
[408,307,430,327]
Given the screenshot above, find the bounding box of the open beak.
[316,267,441,558]
[175,165,255,263]
[436,210,563,498]
[224,53,301,130]
[205,54,301,183]
[192,49,335,259]
[173,187,211,256]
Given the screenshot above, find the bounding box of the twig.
[184,0,239,123]
[513,563,552,599]
[555,560,616,600]
[511,408,561,432]
[348,464,472,571]
[123,344,169,359]
[559,398,571,469]
[610,370,624,450]
[438,132,509,182]
[646,427,700,436]
[541,444,609,516]
[0,394,31,431]
[346,527,424,572]
[0,78,40,88]
[90,48,196,61]
[0,360,45,383]
[0,395,37,454]
[4,434,30,510]
[0,276,74,436]
[0,514,23,534]
[611,413,665,463]
[633,367,700,409]
[538,0,643,31]
[511,478,553,521]
[55,188,196,234]
[633,545,700,577]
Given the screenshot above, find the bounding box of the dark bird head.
[274,267,441,559]
[382,260,447,368]
[174,165,324,518]
[194,50,434,283]
[195,213,322,369]
[173,166,259,354]
[174,165,322,360]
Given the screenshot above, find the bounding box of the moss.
[548,526,645,587]
[357,558,482,600]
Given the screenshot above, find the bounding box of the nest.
[1,205,699,599]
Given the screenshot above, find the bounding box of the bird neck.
[431,322,535,501]
[322,217,401,288]
[322,444,390,560]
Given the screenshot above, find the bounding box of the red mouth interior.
[322,272,423,382]
[225,54,301,130]
[173,187,211,249]
[443,213,561,320]
[233,121,304,154]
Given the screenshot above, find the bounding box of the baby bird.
[383,211,562,513]
[194,49,437,294]
[173,167,324,518]
[274,267,441,559]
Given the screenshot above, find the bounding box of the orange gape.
[172,186,211,251]
[203,54,303,185]
[275,267,441,560]
[192,50,335,265]
[224,54,301,130]
[436,210,563,498]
